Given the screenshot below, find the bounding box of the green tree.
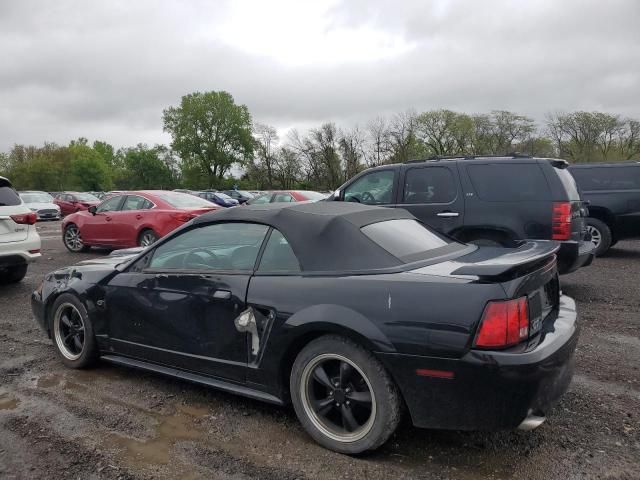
[117,144,176,189]
[163,91,254,187]
[69,140,112,190]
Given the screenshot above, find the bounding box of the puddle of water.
[0,395,20,411]
[37,374,63,388]
[105,403,209,467]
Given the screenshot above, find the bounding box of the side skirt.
[100,354,284,406]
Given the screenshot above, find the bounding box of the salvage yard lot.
[0,220,638,480]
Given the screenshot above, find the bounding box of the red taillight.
[552,202,572,241]
[474,297,529,349]
[171,212,197,222]
[11,212,37,225]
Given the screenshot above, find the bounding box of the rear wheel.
[63,224,89,253]
[290,335,401,454]
[2,265,28,284]
[138,229,159,247]
[50,294,98,369]
[586,218,612,256]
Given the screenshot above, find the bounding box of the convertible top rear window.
[361,219,456,262]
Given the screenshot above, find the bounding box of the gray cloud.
[1,0,639,151]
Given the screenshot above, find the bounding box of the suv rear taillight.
[11,212,37,225]
[552,202,572,240]
[474,297,529,349]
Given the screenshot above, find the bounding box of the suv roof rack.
[405,153,533,164]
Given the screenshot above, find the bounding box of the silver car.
[18,191,61,221]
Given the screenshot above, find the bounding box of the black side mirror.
[88,206,97,215]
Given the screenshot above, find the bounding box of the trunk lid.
[452,241,561,339]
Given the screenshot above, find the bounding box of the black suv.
[328,155,594,274]
[569,162,640,256]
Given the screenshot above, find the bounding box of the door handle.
[212,289,232,300]
[135,214,143,220]
[106,216,112,221]
[437,211,459,218]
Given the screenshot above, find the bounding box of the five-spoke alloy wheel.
[300,354,376,443]
[50,294,98,369]
[291,335,401,454]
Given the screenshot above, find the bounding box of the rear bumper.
[378,295,579,431]
[0,230,41,268]
[557,240,595,274]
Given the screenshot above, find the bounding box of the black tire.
[586,218,612,256]
[138,229,159,247]
[2,264,28,284]
[49,293,98,369]
[290,335,402,454]
[63,223,90,253]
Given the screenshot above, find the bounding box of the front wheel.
[50,294,98,369]
[290,335,402,454]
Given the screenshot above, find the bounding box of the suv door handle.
[212,289,232,300]
[437,211,459,218]
[135,214,143,220]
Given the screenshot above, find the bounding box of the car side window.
[258,229,301,273]
[343,170,395,205]
[273,193,294,202]
[148,222,270,271]
[122,195,151,211]
[250,194,272,204]
[96,195,123,213]
[403,167,457,204]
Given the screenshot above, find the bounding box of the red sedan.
[54,192,101,216]
[61,191,219,252]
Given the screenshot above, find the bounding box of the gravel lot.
[0,220,638,479]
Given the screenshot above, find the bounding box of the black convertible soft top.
[194,202,417,272]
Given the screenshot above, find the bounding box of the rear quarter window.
[0,186,21,206]
[554,168,581,200]
[571,166,640,191]
[467,163,550,201]
[361,219,460,262]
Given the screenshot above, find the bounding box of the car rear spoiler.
[452,241,560,278]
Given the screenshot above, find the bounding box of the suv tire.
[586,218,612,256]
[290,335,402,454]
[2,264,28,284]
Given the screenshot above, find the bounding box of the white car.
[0,177,41,283]
[19,191,61,221]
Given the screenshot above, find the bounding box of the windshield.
[362,219,460,262]
[74,193,99,202]
[155,192,216,209]
[20,193,54,203]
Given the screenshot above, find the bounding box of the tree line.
[1,90,639,192]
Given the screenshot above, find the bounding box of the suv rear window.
[361,219,458,262]
[0,186,21,206]
[467,163,550,201]
[555,168,581,200]
[571,166,640,191]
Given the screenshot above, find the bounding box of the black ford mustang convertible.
[32,202,578,454]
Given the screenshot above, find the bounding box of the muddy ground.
[0,220,638,479]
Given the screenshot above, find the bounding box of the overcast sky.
[1,0,639,151]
